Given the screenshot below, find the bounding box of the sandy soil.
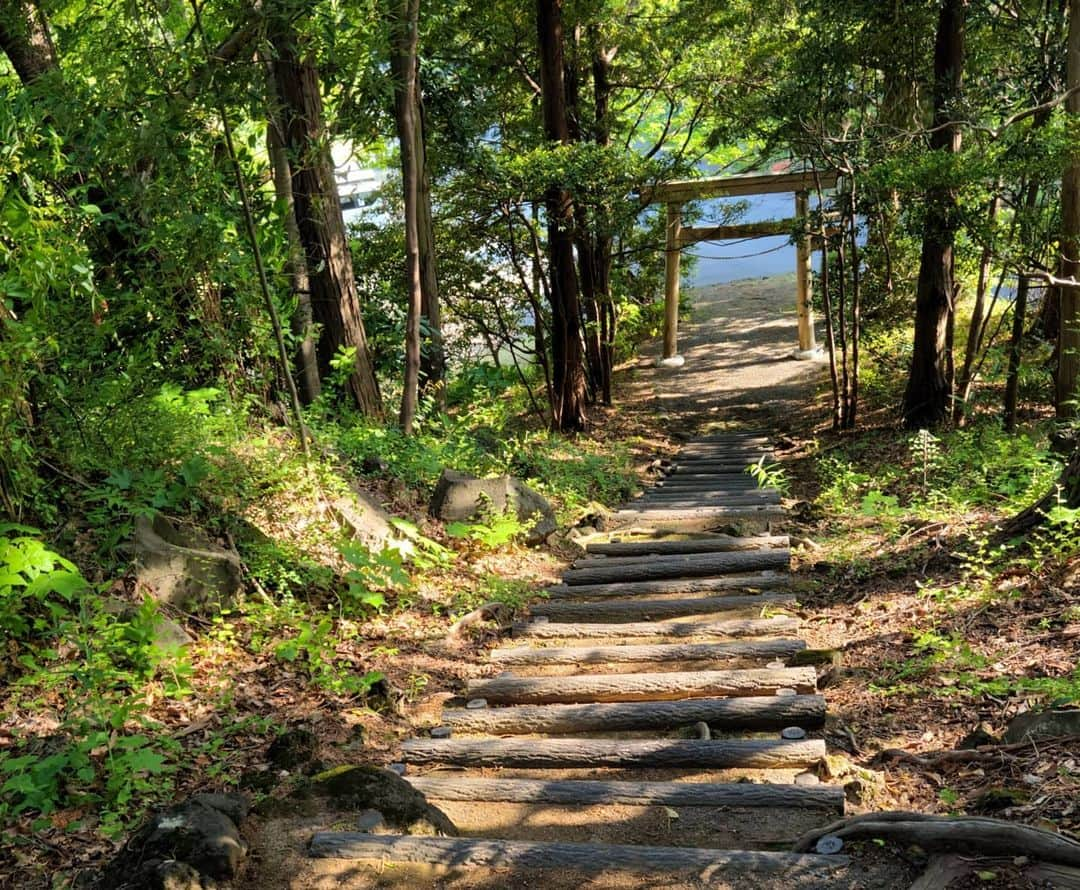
[622,274,828,435]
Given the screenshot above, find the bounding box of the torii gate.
[641,168,839,364]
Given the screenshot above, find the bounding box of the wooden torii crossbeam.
[640,168,840,363]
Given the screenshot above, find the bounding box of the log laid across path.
[401,736,827,768]
[407,776,843,809]
[442,693,826,735]
[585,534,788,556]
[489,637,806,665]
[543,571,791,598]
[465,665,817,704]
[532,592,795,622]
[513,614,802,639]
[560,548,790,585]
[309,834,849,878]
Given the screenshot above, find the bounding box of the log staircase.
[311,433,847,886]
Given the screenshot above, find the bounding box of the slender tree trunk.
[269,4,382,417]
[537,0,587,432]
[265,66,320,405]
[1056,0,1080,418]
[1005,182,1042,430]
[954,194,999,424]
[415,89,445,399]
[390,0,423,434]
[902,0,965,429]
[592,32,616,406]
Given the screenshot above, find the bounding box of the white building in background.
[331,142,392,226]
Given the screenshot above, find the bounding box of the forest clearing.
[2,0,1080,887]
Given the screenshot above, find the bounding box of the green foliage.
[745,457,790,496]
[446,508,529,549]
[0,527,195,835]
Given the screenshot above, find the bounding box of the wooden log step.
[533,593,795,622]
[516,615,801,640]
[636,492,781,506]
[666,462,759,474]
[578,548,781,570]
[465,666,817,704]
[666,453,773,465]
[586,535,788,557]
[656,473,763,484]
[308,833,847,878]
[442,693,826,735]
[400,736,827,768]
[546,571,790,598]
[561,550,789,586]
[407,776,842,809]
[610,504,785,524]
[490,638,806,666]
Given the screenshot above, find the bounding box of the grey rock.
[1004,708,1080,744]
[99,793,249,889]
[133,515,242,615]
[781,726,807,740]
[430,469,557,546]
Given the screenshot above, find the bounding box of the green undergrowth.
[1,367,636,848]
[810,415,1079,712]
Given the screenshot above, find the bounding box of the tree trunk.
[265,67,320,405]
[390,0,423,434]
[954,193,999,425]
[415,89,445,398]
[537,0,588,432]
[1056,0,1080,418]
[0,0,56,84]
[1005,182,1042,430]
[268,5,382,417]
[902,0,965,429]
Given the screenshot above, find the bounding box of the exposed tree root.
[792,811,1080,867]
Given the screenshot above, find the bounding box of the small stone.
[775,688,798,697]
[815,835,844,855]
[430,726,451,739]
[356,809,385,832]
[388,763,407,776]
[466,698,488,710]
[781,726,807,740]
[497,671,514,679]
[794,772,819,786]
[767,660,786,670]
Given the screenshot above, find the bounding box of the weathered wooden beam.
[515,615,801,640]
[442,693,825,735]
[609,504,786,526]
[546,571,788,597]
[635,493,782,507]
[407,776,843,810]
[663,202,681,359]
[586,535,788,557]
[561,549,789,586]
[309,833,849,878]
[400,736,827,768]
[465,666,817,704]
[656,472,764,485]
[489,638,805,666]
[641,169,840,204]
[795,190,816,352]
[534,594,795,621]
[679,220,795,244]
[665,461,762,474]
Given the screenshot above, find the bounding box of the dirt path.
[623,274,827,435]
